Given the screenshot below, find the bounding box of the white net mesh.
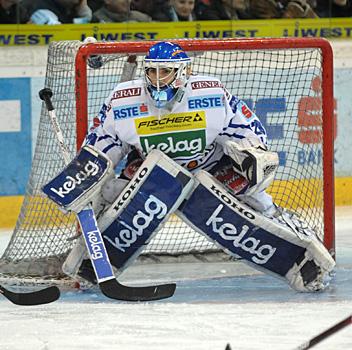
[0,39,333,279]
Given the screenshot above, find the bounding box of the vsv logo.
[206,204,276,264]
[50,161,100,198]
[104,195,167,252]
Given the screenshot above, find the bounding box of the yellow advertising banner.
[0,18,352,46]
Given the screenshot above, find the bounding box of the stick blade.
[0,285,60,306]
[4,286,60,306]
[100,279,176,302]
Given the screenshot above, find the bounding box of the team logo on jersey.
[135,112,206,158]
[240,102,253,119]
[191,80,222,90]
[111,87,141,100]
[113,103,149,119]
[97,103,108,125]
[188,94,224,110]
[141,131,205,158]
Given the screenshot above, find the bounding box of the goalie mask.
[144,41,191,110]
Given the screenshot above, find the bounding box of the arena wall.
[0,39,351,228]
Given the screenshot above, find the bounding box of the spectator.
[315,0,352,17]
[169,0,196,21]
[195,0,251,20]
[29,0,92,24]
[248,0,318,18]
[0,0,30,23]
[91,0,151,22]
[87,0,104,12]
[131,0,174,21]
[130,0,153,15]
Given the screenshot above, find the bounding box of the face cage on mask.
[144,61,190,108]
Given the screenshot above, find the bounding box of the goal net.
[0,38,335,280]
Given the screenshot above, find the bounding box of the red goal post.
[75,38,335,256]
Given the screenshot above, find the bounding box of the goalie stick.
[222,315,352,350]
[0,284,60,306]
[39,87,176,301]
[295,314,352,350]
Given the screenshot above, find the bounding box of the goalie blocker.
[177,171,335,292]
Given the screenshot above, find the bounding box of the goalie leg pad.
[178,171,335,292]
[99,149,194,273]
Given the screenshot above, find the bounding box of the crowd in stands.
[0,0,351,24]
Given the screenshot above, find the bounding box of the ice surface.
[0,207,351,350]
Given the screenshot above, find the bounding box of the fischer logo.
[86,230,104,260]
[111,87,141,100]
[206,204,276,264]
[136,112,205,131]
[191,80,222,90]
[104,194,167,252]
[113,167,149,212]
[50,161,100,198]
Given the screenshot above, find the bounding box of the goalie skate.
[263,205,332,291]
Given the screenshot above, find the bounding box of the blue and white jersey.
[86,75,267,173]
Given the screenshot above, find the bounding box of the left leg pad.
[178,171,335,292]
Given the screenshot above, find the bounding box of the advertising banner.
[1,18,352,46]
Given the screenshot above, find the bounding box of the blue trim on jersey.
[102,142,122,154]
[97,134,114,142]
[86,133,98,146]
[218,132,246,139]
[226,122,253,130]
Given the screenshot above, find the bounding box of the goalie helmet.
[144,41,191,109]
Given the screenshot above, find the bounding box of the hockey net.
[0,38,335,281]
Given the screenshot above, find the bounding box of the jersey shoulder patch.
[108,79,148,120]
[189,75,223,91]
